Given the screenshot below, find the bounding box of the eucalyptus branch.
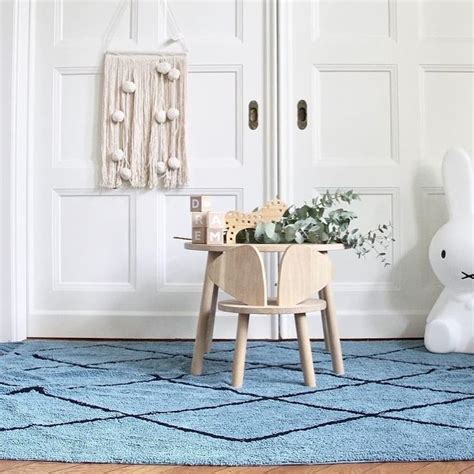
[238,190,394,266]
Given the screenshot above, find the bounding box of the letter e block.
[207,228,224,244]
[192,227,207,244]
[190,195,212,212]
[191,212,208,227]
[207,211,226,228]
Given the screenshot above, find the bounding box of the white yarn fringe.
[101,53,188,189]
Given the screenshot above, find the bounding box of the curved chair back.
[207,245,267,306]
[278,246,332,306]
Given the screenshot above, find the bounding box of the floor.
[0,462,473,473]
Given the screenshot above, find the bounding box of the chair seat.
[218,297,326,314]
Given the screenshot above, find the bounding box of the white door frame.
[3,0,32,342]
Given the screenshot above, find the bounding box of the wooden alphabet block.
[191,212,208,227]
[207,227,224,244]
[190,195,212,212]
[192,227,207,244]
[207,211,226,228]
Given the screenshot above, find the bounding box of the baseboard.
[27,311,278,339]
[27,310,427,340]
[280,310,428,339]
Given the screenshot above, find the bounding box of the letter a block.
[190,195,212,212]
[191,212,208,227]
[207,228,224,244]
[192,227,207,244]
[207,211,226,228]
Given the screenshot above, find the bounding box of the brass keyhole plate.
[297,100,307,130]
[249,100,258,130]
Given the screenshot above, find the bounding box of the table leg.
[205,284,219,352]
[191,251,221,375]
[319,290,330,351]
[320,283,344,375]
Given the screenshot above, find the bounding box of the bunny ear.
[443,147,474,218]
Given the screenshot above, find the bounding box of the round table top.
[184,242,346,253]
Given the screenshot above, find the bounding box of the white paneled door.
[29,0,277,338]
[279,0,473,338]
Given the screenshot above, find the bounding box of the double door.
[28,0,473,339]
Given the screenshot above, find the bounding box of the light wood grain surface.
[277,246,332,306]
[184,242,346,253]
[218,297,326,314]
[191,251,220,376]
[294,312,316,387]
[208,246,267,306]
[231,313,250,388]
[0,461,472,473]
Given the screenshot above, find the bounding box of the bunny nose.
[461,271,474,280]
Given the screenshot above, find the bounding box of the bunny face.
[429,221,474,293]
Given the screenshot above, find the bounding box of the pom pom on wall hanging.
[100,53,187,189]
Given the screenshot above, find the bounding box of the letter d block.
[192,227,207,244]
[207,228,224,244]
[190,195,212,212]
[207,211,226,228]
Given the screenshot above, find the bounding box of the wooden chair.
[207,244,336,388]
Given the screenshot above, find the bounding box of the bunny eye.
[441,250,446,259]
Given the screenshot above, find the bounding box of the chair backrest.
[278,246,332,306]
[207,245,267,306]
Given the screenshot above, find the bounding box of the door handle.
[297,100,307,130]
[248,100,258,130]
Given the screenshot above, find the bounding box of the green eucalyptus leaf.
[284,224,297,242]
[294,231,305,244]
[254,222,266,241]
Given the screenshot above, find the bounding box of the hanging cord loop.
[103,0,188,54]
[167,4,189,52]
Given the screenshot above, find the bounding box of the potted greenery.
[238,190,394,266]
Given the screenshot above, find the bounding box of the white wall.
[0,1,14,341]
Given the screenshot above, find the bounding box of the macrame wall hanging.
[100,3,188,189]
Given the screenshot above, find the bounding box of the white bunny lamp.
[424,148,474,354]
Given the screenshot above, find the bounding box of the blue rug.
[0,340,473,465]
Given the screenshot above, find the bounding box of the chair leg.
[294,313,316,387]
[320,284,344,375]
[232,313,250,388]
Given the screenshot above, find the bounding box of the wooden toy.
[207,211,226,228]
[225,198,288,244]
[206,228,224,244]
[191,227,206,244]
[190,195,212,212]
[191,212,208,227]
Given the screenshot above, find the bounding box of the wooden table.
[185,242,346,376]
